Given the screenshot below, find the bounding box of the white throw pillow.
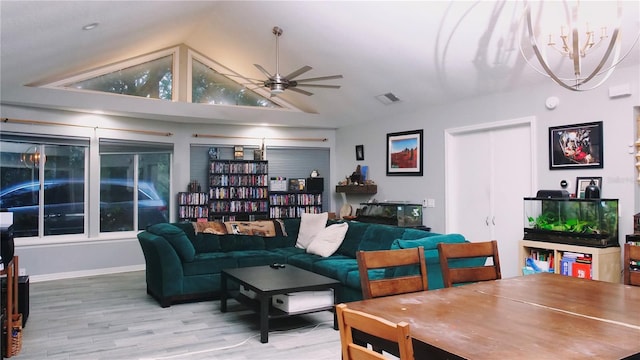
[295,212,329,249]
[306,222,349,257]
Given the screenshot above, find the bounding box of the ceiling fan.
[251,26,343,96]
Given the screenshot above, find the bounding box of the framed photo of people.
[549,121,603,169]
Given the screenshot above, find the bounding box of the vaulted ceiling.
[1,1,638,129]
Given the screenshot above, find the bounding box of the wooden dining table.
[345,273,640,359]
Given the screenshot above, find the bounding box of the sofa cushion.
[226,250,286,267]
[191,233,222,253]
[171,221,197,239]
[296,212,328,249]
[358,224,405,252]
[313,256,359,283]
[306,223,349,257]
[336,221,369,258]
[147,223,196,262]
[183,252,237,276]
[401,228,439,240]
[286,252,326,271]
[220,235,266,252]
[269,247,306,261]
[391,233,467,250]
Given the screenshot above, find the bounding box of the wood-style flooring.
[12,271,342,360]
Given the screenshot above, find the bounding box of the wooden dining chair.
[356,246,428,299]
[437,240,502,288]
[623,243,640,286]
[336,303,414,360]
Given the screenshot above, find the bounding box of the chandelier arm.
[591,29,640,77]
[526,7,580,91]
[571,26,622,90]
[571,27,580,76]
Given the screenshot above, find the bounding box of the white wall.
[336,64,640,240]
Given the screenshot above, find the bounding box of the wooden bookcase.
[208,160,269,221]
[177,192,209,222]
[519,240,621,283]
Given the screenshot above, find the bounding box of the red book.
[571,262,592,279]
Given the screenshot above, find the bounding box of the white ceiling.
[1,1,639,129]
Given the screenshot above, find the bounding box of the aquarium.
[523,197,619,247]
[357,202,423,228]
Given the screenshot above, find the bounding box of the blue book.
[560,257,576,276]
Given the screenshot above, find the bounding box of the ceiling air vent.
[375,92,401,105]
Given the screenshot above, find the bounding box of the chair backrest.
[623,243,640,286]
[437,240,502,288]
[336,303,414,360]
[356,246,428,299]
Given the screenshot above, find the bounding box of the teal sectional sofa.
[137,218,471,307]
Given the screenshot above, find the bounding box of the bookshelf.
[208,160,269,221]
[519,240,621,283]
[268,177,324,219]
[269,191,323,219]
[177,192,209,222]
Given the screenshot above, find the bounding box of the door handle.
[485,216,489,226]
[492,216,496,226]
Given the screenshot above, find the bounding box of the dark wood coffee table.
[220,264,340,343]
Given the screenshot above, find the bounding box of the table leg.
[259,296,269,343]
[220,273,228,313]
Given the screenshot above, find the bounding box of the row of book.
[560,252,592,279]
[525,250,592,280]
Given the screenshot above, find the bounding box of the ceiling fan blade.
[294,74,343,83]
[254,64,273,79]
[287,87,314,96]
[295,84,341,89]
[284,65,312,80]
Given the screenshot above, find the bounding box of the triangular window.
[190,52,281,108]
[67,55,173,100]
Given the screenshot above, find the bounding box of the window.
[191,59,280,108]
[0,135,88,238]
[66,55,173,100]
[99,140,171,232]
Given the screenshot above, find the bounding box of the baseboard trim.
[29,264,145,283]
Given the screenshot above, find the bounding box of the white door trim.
[444,116,538,233]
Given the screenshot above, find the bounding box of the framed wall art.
[549,121,603,169]
[355,145,364,161]
[386,129,423,176]
[575,177,602,199]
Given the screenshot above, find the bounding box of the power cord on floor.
[139,320,335,359]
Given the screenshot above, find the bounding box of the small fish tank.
[523,197,619,248]
[357,202,423,228]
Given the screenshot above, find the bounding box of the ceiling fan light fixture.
[270,83,285,94]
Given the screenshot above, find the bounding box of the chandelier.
[21,146,45,169]
[522,1,639,91]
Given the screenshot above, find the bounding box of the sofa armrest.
[137,231,184,298]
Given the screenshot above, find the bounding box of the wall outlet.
[422,199,428,208]
[19,267,26,276]
[427,199,436,208]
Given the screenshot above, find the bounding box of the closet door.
[489,124,532,278]
[446,119,534,278]
[448,129,493,241]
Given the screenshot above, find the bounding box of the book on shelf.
[560,252,592,279]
